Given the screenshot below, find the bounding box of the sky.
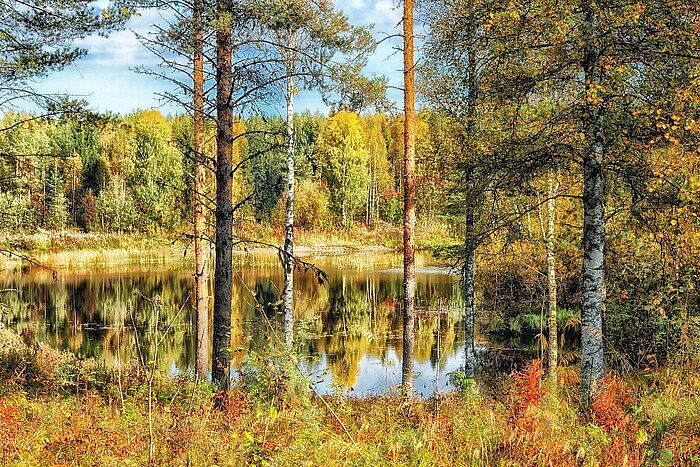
[27,1,406,117]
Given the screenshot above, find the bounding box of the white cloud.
[343,0,401,31]
[347,0,366,8]
[76,9,175,68]
[371,0,403,30]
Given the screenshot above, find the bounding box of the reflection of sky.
[305,345,466,399]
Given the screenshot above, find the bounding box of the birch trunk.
[401,0,416,397]
[546,170,558,386]
[212,0,233,401]
[283,71,295,348]
[581,0,606,404]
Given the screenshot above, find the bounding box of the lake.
[0,251,540,397]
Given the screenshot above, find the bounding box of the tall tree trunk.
[581,0,606,404]
[193,0,209,380]
[212,0,233,403]
[546,170,558,386]
[463,184,476,380]
[401,0,416,397]
[463,44,478,381]
[283,70,295,348]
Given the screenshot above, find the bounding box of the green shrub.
[0,193,36,232]
[271,180,331,229]
[238,345,310,409]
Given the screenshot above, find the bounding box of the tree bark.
[463,43,478,381]
[212,0,233,402]
[581,0,606,404]
[193,0,209,381]
[283,70,295,348]
[463,188,476,380]
[401,0,416,398]
[546,170,558,387]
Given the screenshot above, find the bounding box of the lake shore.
[0,223,458,270]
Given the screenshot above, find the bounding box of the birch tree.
[546,170,559,386]
[252,0,378,347]
[421,0,496,382]
[484,0,700,403]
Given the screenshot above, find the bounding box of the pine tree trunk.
[581,0,606,404]
[212,0,234,403]
[546,170,558,387]
[193,0,209,381]
[401,0,416,397]
[283,71,295,349]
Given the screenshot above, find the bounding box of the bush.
[238,345,309,409]
[0,324,103,394]
[0,193,36,232]
[271,180,330,230]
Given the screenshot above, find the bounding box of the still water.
[0,251,537,397]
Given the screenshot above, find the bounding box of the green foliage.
[272,179,330,229]
[448,371,479,395]
[126,110,185,232]
[238,345,309,409]
[509,308,580,334]
[317,111,369,225]
[96,181,137,233]
[43,160,68,230]
[0,193,35,232]
[244,115,285,224]
[294,111,323,180]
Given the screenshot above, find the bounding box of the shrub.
[0,193,36,232]
[271,180,330,230]
[238,345,309,410]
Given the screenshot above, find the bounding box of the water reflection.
[0,253,539,397]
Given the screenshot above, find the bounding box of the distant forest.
[0,109,449,233]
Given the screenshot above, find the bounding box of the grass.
[0,222,458,272]
[234,220,458,253]
[508,307,580,334]
[1,323,699,466]
[0,230,181,270]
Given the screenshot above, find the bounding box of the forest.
[1,0,699,465]
[0,109,442,233]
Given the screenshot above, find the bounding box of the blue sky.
[28,1,406,117]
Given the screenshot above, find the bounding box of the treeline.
[0,109,452,234]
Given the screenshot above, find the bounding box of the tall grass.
[1,323,699,466]
[509,307,580,334]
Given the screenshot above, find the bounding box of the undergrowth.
[0,323,699,466]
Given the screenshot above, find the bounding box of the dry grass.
[1,323,699,466]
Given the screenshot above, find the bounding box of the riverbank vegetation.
[1,323,699,466]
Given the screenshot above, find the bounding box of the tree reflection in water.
[0,253,539,397]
